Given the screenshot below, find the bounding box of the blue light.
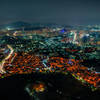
[60,29,67,33]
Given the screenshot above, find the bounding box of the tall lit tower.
[70,30,77,44]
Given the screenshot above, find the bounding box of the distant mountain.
[6,21,32,27]
[0,21,42,31]
[0,21,32,29]
[0,21,60,31]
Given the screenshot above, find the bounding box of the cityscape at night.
[0,0,100,100]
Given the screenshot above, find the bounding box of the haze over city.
[0,0,100,25]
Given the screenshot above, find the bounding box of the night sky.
[0,0,100,25]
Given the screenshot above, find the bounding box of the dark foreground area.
[0,73,100,100]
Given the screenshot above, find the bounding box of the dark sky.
[0,0,100,25]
